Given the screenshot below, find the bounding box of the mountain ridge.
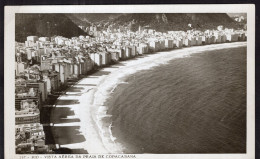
[15,14,88,42]
[15,13,241,42]
[66,13,240,32]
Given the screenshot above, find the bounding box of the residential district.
[15,25,247,153]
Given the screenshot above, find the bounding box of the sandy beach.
[49,41,247,154]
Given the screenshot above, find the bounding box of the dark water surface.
[106,47,247,153]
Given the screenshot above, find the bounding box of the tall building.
[27,36,39,43]
[40,55,52,71]
[26,81,48,103]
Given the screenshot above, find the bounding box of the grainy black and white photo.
[5,5,255,159]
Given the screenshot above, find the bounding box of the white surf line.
[110,85,117,93]
[110,82,128,93]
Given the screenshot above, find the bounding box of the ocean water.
[106,47,247,154]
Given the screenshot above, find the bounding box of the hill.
[112,13,239,31]
[65,14,92,27]
[66,13,240,32]
[15,14,88,42]
[66,13,121,24]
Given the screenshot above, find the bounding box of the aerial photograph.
[14,13,247,154]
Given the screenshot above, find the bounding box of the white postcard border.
[4,4,255,159]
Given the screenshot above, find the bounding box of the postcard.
[4,4,255,159]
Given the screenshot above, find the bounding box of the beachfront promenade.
[47,41,247,153]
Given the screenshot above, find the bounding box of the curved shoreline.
[50,42,247,153]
